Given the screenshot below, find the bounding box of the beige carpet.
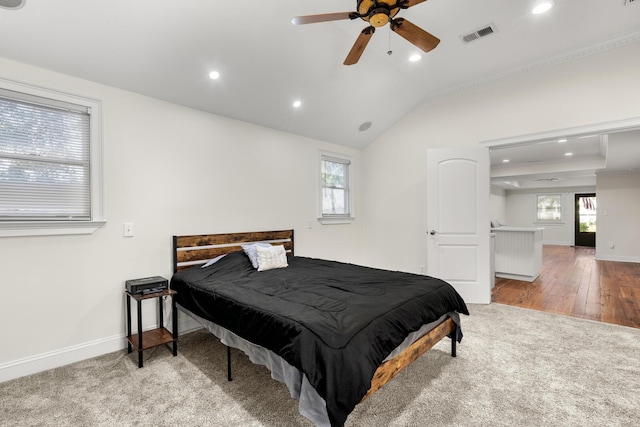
[1,303,639,427]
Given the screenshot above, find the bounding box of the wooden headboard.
[172,229,294,273]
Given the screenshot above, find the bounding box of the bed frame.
[171,229,458,403]
[173,230,295,272]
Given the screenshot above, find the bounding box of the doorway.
[575,193,596,247]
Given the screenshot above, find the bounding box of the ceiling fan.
[292,0,440,65]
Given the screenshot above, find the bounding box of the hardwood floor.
[492,245,640,329]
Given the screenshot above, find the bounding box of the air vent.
[460,24,498,44]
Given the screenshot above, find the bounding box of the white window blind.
[0,89,91,221]
[321,154,351,217]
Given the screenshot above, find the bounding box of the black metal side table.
[125,288,178,368]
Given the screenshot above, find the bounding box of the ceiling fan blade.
[344,27,375,65]
[404,0,429,7]
[391,18,440,52]
[291,11,354,25]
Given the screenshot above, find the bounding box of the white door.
[427,148,491,304]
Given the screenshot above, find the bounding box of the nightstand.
[125,288,178,368]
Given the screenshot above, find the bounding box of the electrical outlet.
[123,222,134,237]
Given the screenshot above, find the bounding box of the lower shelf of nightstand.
[127,327,175,351]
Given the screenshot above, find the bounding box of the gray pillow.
[241,242,272,269]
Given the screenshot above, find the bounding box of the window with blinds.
[536,193,562,223]
[320,154,351,218]
[0,88,92,222]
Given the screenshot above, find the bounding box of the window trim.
[318,151,355,225]
[534,193,564,225]
[0,78,105,237]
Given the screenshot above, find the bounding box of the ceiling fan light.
[370,12,389,27]
[409,54,422,62]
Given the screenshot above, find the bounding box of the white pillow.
[242,242,272,269]
[256,244,288,272]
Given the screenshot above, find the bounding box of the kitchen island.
[492,227,544,282]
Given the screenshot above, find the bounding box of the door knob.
[429,230,437,235]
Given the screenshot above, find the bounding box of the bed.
[170,230,469,426]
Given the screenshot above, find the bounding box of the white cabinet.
[492,227,544,282]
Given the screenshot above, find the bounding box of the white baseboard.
[0,311,203,384]
[595,254,640,263]
[0,333,124,384]
[176,311,203,334]
[543,241,572,246]
[495,272,539,282]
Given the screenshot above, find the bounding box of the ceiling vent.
[460,24,498,44]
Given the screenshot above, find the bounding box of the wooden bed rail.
[361,316,457,402]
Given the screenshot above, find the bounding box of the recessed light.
[564,152,574,157]
[359,121,372,132]
[557,138,567,143]
[532,1,554,15]
[293,100,302,108]
[502,159,510,163]
[408,54,422,62]
[209,71,220,80]
[0,0,25,10]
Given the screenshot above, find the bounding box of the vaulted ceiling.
[1,0,639,150]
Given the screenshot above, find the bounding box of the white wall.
[596,171,640,262]
[0,58,364,380]
[362,41,640,275]
[490,186,507,225]
[3,39,640,383]
[503,187,596,246]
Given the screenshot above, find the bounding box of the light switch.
[123,223,134,237]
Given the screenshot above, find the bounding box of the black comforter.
[170,251,469,426]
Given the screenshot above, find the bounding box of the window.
[577,195,597,232]
[0,79,104,237]
[319,153,353,224]
[536,193,562,223]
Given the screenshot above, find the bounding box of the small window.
[319,153,353,224]
[536,193,562,223]
[0,80,104,237]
